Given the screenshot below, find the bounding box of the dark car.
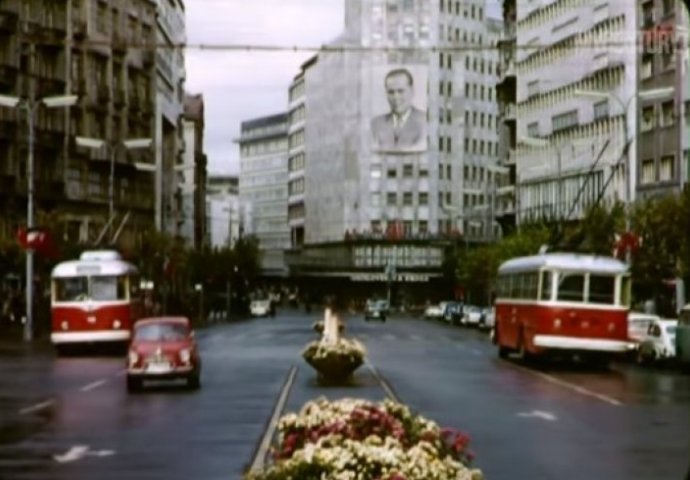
[126,316,201,392]
[365,299,388,322]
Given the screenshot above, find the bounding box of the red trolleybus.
[494,253,631,363]
[50,250,143,351]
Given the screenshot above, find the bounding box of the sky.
[185,0,501,176]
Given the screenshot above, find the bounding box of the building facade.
[180,93,207,248]
[511,0,688,224]
[206,174,240,248]
[283,0,502,305]
[153,0,186,235]
[637,0,689,199]
[0,0,167,250]
[237,113,290,277]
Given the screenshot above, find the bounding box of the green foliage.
[559,202,625,255]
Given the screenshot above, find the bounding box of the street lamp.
[76,136,152,238]
[0,94,78,342]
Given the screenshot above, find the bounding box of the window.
[593,100,609,120]
[387,168,397,178]
[641,158,655,184]
[641,106,655,131]
[552,110,578,132]
[387,192,397,205]
[527,122,539,137]
[557,272,585,302]
[661,101,675,127]
[403,164,414,177]
[588,275,615,304]
[527,80,539,97]
[403,192,413,205]
[540,271,553,300]
[660,155,674,181]
[419,192,428,205]
[641,58,653,79]
[419,220,428,233]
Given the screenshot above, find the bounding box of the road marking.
[508,362,623,406]
[19,399,55,415]
[80,379,107,392]
[249,365,297,473]
[53,445,116,463]
[366,362,400,402]
[54,445,89,463]
[517,410,557,421]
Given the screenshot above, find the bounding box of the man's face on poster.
[385,73,413,115]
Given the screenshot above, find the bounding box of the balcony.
[112,33,127,54]
[36,128,64,148]
[0,11,18,34]
[38,22,67,46]
[37,77,66,97]
[0,65,18,90]
[97,85,110,103]
[0,120,17,140]
[142,50,155,67]
[36,180,66,202]
[72,19,87,40]
[113,88,126,107]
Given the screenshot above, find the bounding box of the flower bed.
[302,338,366,382]
[246,397,482,480]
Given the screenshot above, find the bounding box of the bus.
[50,250,143,352]
[494,253,631,363]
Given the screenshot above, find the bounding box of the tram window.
[91,276,127,301]
[54,277,89,302]
[588,275,615,304]
[540,271,552,300]
[510,274,521,298]
[557,273,585,302]
[621,276,631,307]
[524,272,538,299]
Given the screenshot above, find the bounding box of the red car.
[126,316,201,392]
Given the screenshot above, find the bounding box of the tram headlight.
[112,319,121,329]
[553,318,562,330]
[61,321,69,331]
[179,349,191,363]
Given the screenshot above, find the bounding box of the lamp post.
[0,94,78,342]
[76,137,152,238]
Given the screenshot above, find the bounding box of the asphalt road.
[1,309,688,479]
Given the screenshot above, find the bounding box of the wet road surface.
[1,310,688,479]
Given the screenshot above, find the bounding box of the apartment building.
[237,113,290,277]
[637,0,689,198]
[154,0,186,235]
[0,0,164,249]
[180,93,207,249]
[286,57,314,249]
[512,0,688,224]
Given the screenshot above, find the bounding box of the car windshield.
[134,323,188,341]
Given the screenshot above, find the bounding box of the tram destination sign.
[350,272,432,283]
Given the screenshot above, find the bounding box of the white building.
[154,0,186,233]
[301,0,502,244]
[515,1,639,223]
[237,114,290,276]
[206,175,240,248]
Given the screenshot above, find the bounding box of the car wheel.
[126,376,142,393]
[188,373,201,390]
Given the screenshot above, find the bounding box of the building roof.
[498,253,629,275]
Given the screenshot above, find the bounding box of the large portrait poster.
[370,65,428,154]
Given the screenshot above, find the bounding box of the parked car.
[478,307,495,330]
[424,302,449,320]
[676,304,690,370]
[250,299,273,317]
[627,312,660,352]
[126,317,201,392]
[443,302,463,324]
[637,318,678,365]
[461,305,483,326]
[364,299,388,322]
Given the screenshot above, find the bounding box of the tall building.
[153,0,186,234]
[0,0,163,248]
[237,113,290,277]
[637,0,689,199]
[180,93,207,249]
[282,0,502,304]
[512,0,688,225]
